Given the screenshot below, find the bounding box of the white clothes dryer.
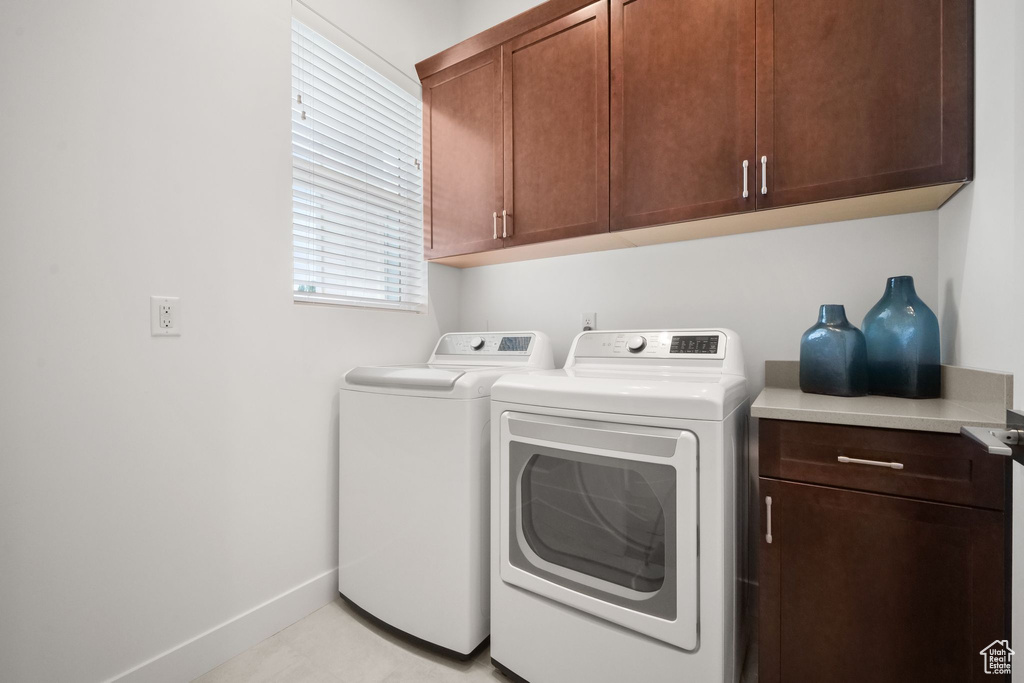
[339,332,553,658]
[490,329,748,682]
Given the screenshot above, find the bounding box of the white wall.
[459,212,938,390]
[0,1,463,681]
[937,0,1023,388]
[1018,0,1024,396]
[302,0,462,85]
[455,0,544,38]
[935,0,1024,675]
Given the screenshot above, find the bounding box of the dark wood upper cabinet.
[416,0,975,266]
[755,0,974,209]
[422,48,503,259]
[760,478,1006,683]
[501,1,609,247]
[610,0,756,230]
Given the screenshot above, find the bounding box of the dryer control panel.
[572,330,728,361]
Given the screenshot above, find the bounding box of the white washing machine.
[338,331,553,658]
[490,329,748,683]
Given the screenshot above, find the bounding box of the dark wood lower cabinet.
[759,420,1009,683]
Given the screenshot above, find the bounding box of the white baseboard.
[106,568,339,683]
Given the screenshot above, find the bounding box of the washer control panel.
[574,330,727,360]
[435,333,535,356]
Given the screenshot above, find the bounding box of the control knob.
[469,336,485,350]
[626,335,647,353]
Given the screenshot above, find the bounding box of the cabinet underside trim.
[430,181,963,268]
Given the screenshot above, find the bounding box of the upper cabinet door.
[501,1,610,247]
[610,0,756,231]
[756,0,973,210]
[422,48,503,259]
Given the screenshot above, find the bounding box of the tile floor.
[194,599,497,683]
[194,597,758,682]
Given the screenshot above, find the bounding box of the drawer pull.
[761,155,768,195]
[493,211,498,240]
[742,159,749,198]
[502,209,509,238]
[765,496,773,544]
[837,455,904,470]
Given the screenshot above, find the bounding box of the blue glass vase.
[799,305,868,397]
[861,276,941,398]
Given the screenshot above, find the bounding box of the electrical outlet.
[581,312,596,331]
[151,296,181,336]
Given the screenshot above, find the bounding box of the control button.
[626,336,647,353]
[470,336,485,350]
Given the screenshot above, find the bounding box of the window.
[291,18,425,311]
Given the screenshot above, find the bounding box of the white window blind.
[291,18,425,311]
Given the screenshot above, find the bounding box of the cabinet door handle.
[502,209,509,238]
[765,496,773,544]
[837,455,904,470]
[742,160,749,198]
[493,212,498,240]
[761,156,768,195]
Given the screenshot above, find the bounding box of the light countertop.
[751,361,1013,434]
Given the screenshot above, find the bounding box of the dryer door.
[499,411,699,650]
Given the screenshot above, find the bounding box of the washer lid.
[345,365,467,391]
[491,368,748,420]
[343,363,540,399]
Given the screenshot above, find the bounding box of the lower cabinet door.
[759,478,1007,683]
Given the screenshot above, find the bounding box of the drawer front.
[759,419,1005,510]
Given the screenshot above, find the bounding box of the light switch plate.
[151,296,181,336]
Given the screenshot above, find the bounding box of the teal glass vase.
[799,305,868,397]
[861,276,941,398]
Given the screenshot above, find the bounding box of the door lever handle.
[960,425,1022,456]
